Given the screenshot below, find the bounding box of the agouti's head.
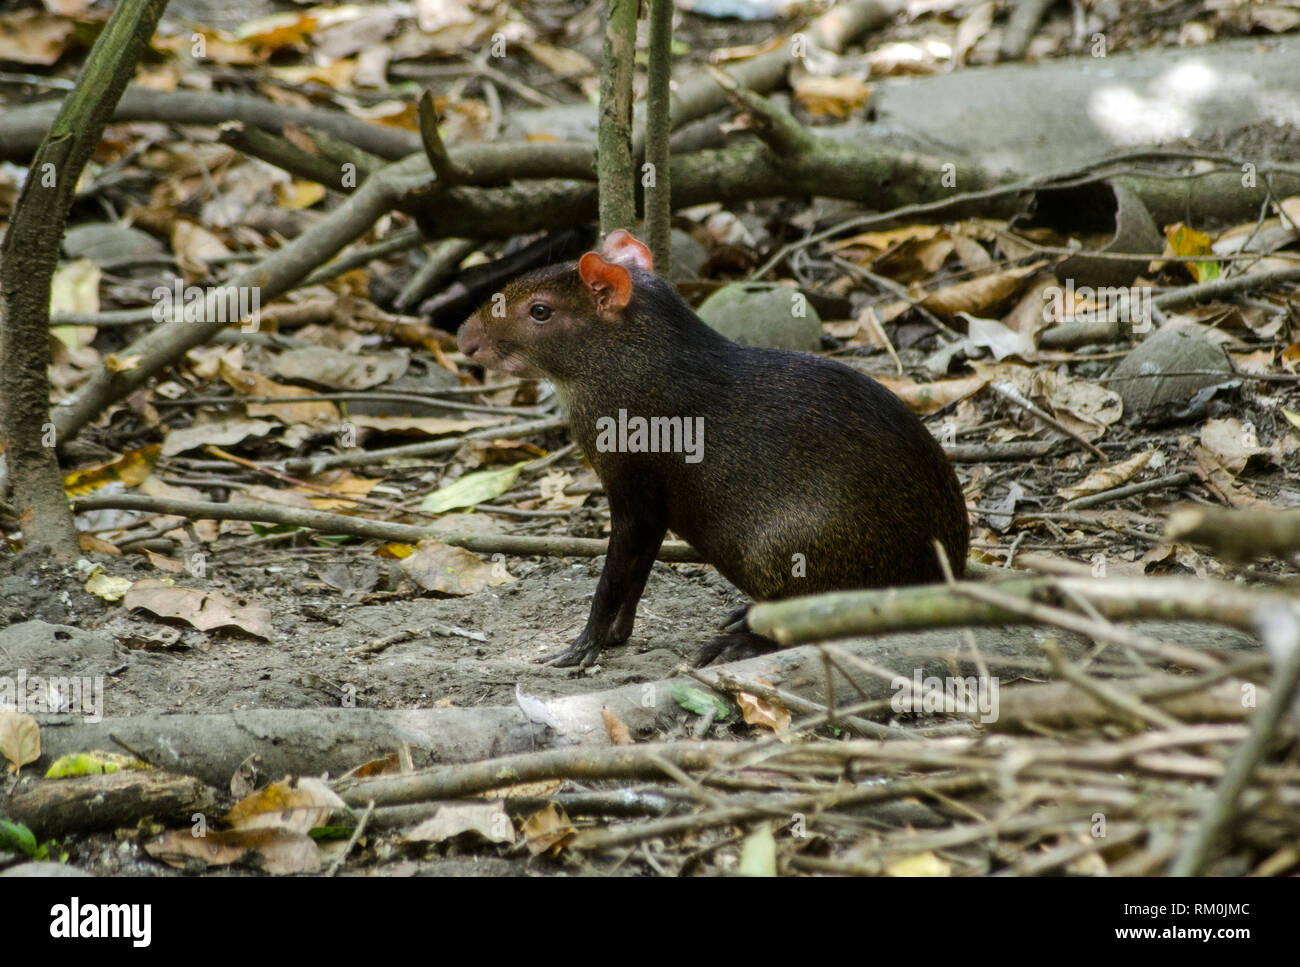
[458,231,654,382]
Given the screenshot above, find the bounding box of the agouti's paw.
[541,640,600,668]
[694,631,779,666]
[540,631,619,668]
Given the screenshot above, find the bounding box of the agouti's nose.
[457,319,480,358]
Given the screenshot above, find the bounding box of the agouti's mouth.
[467,340,533,377]
[503,353,544,377]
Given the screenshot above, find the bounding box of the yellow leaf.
[885,851,951,877]
[1165,222,1219,283]
[278,179,327,210]
[85,571,133,602]
[45,751,149,777]
[63,444,161,495]
[234,12,317,51]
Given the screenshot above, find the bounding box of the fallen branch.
[27,620,1254,789]
[1166,504,1300,561]
[4,770,217,839]
[1171,605,1300,875]
[71,493,700,561]
[0,86,422,161]
[749,575,1290,651]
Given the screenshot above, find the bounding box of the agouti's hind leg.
[720,604,751,633]
[694,630,779,666]
[697,605,778,665]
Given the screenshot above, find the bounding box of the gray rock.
[1107,324,1233,413]
[696,284,821,351]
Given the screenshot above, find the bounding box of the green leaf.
[419,463,524,513]
[0,819,39,858]
[250,523,305,536]
[670,683,732,719]
[309,825,355,841]
[45,751,147,777]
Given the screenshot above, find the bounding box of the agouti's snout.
[456,313,483,360]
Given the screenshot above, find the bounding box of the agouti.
[458,231,969,667]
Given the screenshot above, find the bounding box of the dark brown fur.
[459,259,969,666]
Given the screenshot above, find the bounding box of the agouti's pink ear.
[600,230,653,271]
[578,252,633,317]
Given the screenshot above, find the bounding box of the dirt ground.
[0,541,747,716]
[0,539,762,876]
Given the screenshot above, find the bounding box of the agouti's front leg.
[542,506,666,668]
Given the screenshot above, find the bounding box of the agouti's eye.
[529,303,552,322]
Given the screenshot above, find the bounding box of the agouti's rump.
[459,231,968,667]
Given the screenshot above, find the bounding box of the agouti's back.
[563,315,969,600]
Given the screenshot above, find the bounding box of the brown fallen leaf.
[871,234,956,282]
[1192,447,1270,508]
[1032,370,1123,435]
[271,345,410,390]
[145,827,320,874]
[171,220,231,278]
[235,11,318,53]
[1058,451,1154,500]
[79,534,122,556]
[291,471,381,512]
[339,753,403,781]
[141,549,185,573]
[220,363,341,426]
[0,710,40,775]
[224,776,345,833]
[875,373,986,415]
[124,579,273,638]
[1141,542,1212,579]
[602,705,633,745]
[520,802,575,856]
[521,40,596,77]
[1199,417,1265,474]
[920,263,1043,316]
[737,691,791,732]
[792,74,871,118]
[160,418,279,457]
[536,470,586,511]
[400,540,516,596]
[406,802,515,845]
[0,10,77,66]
